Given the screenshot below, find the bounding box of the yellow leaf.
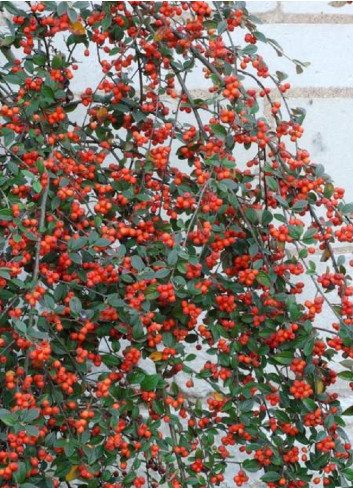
[329,1,349,7]
[211,392,224,401]
[153,26,169,41]
[65,465,79,482]
[149,351,163,362]
[320,247,332,262]
[96,107,108,123]
[314,378,325,395]
[69,21,85,36]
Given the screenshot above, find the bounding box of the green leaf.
[303,338,314,355]
[141,374,161,391]
[116,244,126,257]
[32,53,47,66]
[244,207,258,224]
[275,195,289,208]
[217,20,227,35]
[42,85,55,101]
[145,286,159,301]
[131,319,144,339]
[21,409,39,423]
[185,334,198,343]
[261,472,280,482]
[265,176,278,191]
[288,302,302,321]
[242,44,258,55]
[242,459,260,472]
[69,252,82,265]
[256,271,271,287]
[131,255,145,272]
[310,452,330,470]
[13,461,27,484]
[302,398,317,411]
[155,268,170,279]
[107,294,125,308]
[342,468,353,481]
[69,296,82,315]
[210,124,227,140]
[52,53,65,69]
[249,243,258,257]
[3,2,26,15]
[342,203,353,215]
[102,354,120,367]
[67,7,78,22]
[341,359,353,369]
[68,237,87,251]
[0,409,17,426]
[337,371,353,381]
[276,71,288,82]
[57,2,68,16]
[254,30,267,42]
[292,199,307,211]
[33,180,42,193]
[323,183,334,198]
[0,209,12,221]
[13,319,27,334]
[292,107,307,124]
[302,228,317,244]
[43,294,56,310]
[272,351,293,365]
[167,248,178,266]
[94,238,111,247]
[0,268,11,279]
[221,178,238,190]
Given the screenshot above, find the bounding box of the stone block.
[288,97,353,199]
[246,1,277,13]
[231,23,353,89]
[282,1,353,14]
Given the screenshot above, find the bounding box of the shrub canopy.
[0,1,353,488]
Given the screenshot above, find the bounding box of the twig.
[161,387,187,487]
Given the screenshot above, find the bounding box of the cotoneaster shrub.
[0,1,353,487]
